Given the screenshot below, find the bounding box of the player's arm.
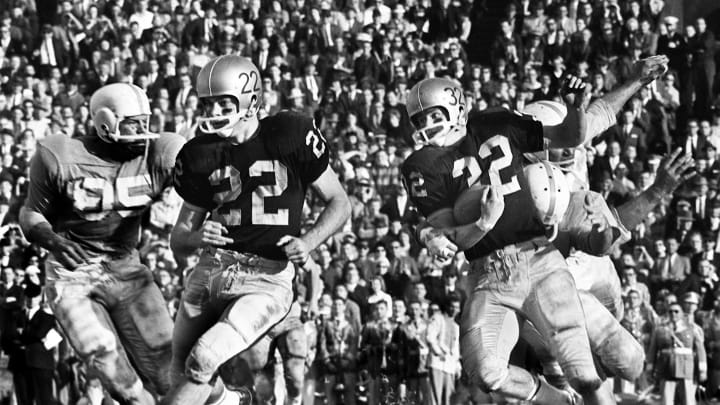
[545,56,669,148]
[300,257,324,315]
[170,145,233,259]
[279,167,351,265]
[615,148,694,231]
[19,149,90,270]
[169,202,233,259]
[419,186,505,254]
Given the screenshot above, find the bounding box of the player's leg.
[164,269,294,405]
[567,252,623,319]
[580,291,644,382]
[276,326,308,405]
[110,270,174,396]
[45,262,155,405]
[218,334,272,399]
[52,294,154,404]
[460,269,575,405]
[525,247,602,397]
[165,255,226,405]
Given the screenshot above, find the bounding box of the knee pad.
[462,352,508,392]
[187,322,250,384]
[595,327,645,381]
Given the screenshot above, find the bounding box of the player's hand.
[419,227,457,260]
[477,186,504,230]
[48,234,90,270]
[561,75,591,110]
[584,193,609,232]
[654,148,696,194]
[277,235,310,265]
[193,220,234,247]
[700,371,708,383]
[633,55,669,85]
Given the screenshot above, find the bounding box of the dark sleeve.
[400,160,453,218]
[507,111,545,153]
[24,145,61,216]
[294,119,330,186]
[172,146,217,210]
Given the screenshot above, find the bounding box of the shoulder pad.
[38,135,89,165]
[401,146,453,176]
[175,134,222,175]
[151,132,186,171]
[261,111,315,156]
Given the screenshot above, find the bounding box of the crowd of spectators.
[0,0,718,403]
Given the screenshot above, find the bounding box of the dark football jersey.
[24,133,185,257]
[400,145,467,218]
[459,108,546,260]
[173,111,329,260]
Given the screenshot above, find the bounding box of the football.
[453,183,489,225]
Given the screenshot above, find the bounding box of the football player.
[164,55,350,405]
[19,83,185,405]
[522,102,695,394]
[401,56,668,405]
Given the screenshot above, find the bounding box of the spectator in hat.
[287,87,314,116]
[649,300,707,405]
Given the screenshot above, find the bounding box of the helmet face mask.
[410,107,455,147]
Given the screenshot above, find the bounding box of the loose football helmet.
[406,78,467,147]
[89,83,157,144]
[522,100,575,169]
[524,160,570,227]
[196,55,263,138]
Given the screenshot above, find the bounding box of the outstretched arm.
[615,148,695,230]
[546,55,669,148]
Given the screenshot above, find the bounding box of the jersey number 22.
[209,160,289,226]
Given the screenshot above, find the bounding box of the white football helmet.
[406,78,467,147]
[89,83,157,144]
[196,55,263,139]
[524,160,571,227]
[522,100,575,169]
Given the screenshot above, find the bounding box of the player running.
[164,55,350,405]
[401,55,668,405]
[19,83,184,405]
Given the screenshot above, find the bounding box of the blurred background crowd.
[0,0,719,403]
